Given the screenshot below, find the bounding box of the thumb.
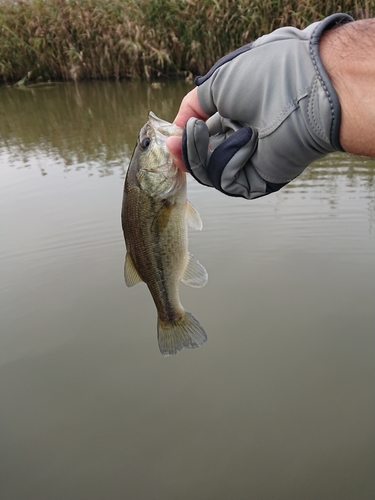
[166,136,187,172]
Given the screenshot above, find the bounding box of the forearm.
[319,19,375,157]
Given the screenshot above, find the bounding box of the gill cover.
[137,112,185,199]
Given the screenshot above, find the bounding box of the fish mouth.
[148,111,183,145]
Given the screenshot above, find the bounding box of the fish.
[121,112,208,356]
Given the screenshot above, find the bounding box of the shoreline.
[1,0,372,84]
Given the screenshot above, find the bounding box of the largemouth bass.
[121,112,208,356]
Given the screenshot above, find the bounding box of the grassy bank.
[0,0,373,83]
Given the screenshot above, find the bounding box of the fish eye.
[140,137,151,150]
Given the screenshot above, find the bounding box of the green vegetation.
[0,0,373,83]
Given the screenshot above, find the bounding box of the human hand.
[168,13,354,199]
[166,88,209,172]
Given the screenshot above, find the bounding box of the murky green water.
[1,81,374,500]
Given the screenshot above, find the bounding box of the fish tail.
[157,311,207,356]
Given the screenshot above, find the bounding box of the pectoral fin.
[124,252,143,287]
[181,253,208,288]
[186,201,203,230]
[151,199,173,233]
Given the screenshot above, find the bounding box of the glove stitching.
[260,91,308,137]
[308,14,354,148]
[309,22,335,132]
[307,77,329,142]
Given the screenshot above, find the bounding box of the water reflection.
[0,80,193,176]
[1,80,375,186]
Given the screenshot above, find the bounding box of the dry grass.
[0,0,373,83]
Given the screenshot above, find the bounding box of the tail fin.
[157,311,207,356]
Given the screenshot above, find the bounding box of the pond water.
[1,81,374,500]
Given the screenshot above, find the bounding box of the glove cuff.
[309,13,354,151]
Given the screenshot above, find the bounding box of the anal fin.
[181,252,208,288]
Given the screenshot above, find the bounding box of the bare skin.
[319,18,375,157]
[166,18,375,171]
[166,88,208,171]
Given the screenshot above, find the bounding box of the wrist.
[319,19,375,157]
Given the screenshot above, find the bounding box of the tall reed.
[0,0,373,83]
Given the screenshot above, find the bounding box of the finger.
[173,88,210,128]
[166,136,187,172]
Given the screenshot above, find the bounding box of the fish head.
[128,112,185,199]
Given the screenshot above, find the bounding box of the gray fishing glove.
[182,13,354,199]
